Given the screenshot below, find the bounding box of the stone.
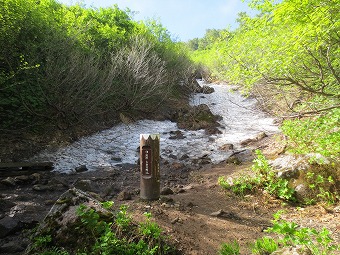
[277,168,300,179]
[28,188,112,253]
[225,155,241,165]
[0,240,26,253]
[160,187,174,195]
[0,216,20,238]
[179,154,190,160]
[210,209,225,217]
[205,127,222,135]
[219,143,234,151]
[169,130,186,139]
[75,165,88,173]
[202,85,215,94]
[73,179,95,192]
[294,184,312,202]
[32,184,54,191]
[255,131,267,140]
[117,190,132,201]
[1,177,16,186]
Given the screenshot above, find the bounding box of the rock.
[1,177,16,186]
[169,130,186,139]
[179,154,189,160]
[225,155,241,165]
[294,184,312,203]
[210,209,225,217]
[0,216,20,238]
[171,162,185,170]
[73,179,96,192]
[205,127,222,135]
[171,217,181,224]
[240,138,253,146]
[277,168,300,179]
[202,85,215,94]
[160,187,174,195]
[169,154,178,159]
[0,240,27,253]
[177,104,221,131]
[240,132,268,146]
[32,184,54,191]
[29,188,112,253]
[271,245,312,255]
[14,175,31,184]
[255,131,267,140]
[117,190,132,201]
[75,165,88,173]
[219,143,234,151]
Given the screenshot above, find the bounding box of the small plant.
[265,211,339,255]
[219,240,240,255]
[250,236,278,254]
[305,172,339,205]
[29,203,174,254]
[219,150,296,202]
[115,205,132,230]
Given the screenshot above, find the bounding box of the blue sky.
[57,0,255,41]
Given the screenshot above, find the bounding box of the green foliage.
[0,0,195,134]
[281,109,340,160]
[189,0,340,122]
[219,240,240,255]
[265,211,339,255]
[219,150,296,201]
[32,203,173,255]
[220,211,338,254]
[304,171,339,205]
[250,236,278,255]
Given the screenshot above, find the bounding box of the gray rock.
[219,143,234,151]
[0,216,20,238]
[73,179,96,193]
[295,184,312,202]
[0,240,26,253]
[32,184,54,191]
[210,209,225,217]
[117,190,132,201]
[160,187,174,195]
[202,85,215,94]
[75,165,88,172]
[1,177,16,186]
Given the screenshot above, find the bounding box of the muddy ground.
[0,135,339,254]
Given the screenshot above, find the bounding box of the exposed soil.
[0,135,339,254]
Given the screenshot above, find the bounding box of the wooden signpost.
[140,134,160,200]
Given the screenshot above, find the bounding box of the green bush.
[219,150,296,201]
[281,109,340,160]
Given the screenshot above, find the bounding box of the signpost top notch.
[140,134,160,141]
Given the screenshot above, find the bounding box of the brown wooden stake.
[140,134,160,200]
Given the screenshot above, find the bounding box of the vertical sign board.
[140,134,160,200]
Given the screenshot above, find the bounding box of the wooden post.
[140,134,160,200]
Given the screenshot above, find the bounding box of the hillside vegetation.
[0,0,196,138]
[188,0,340,161]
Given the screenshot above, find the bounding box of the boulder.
[160,187,174,195]
[0,216,20,238]
[29,188,112,253]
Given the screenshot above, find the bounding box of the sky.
[57,0,256,41]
